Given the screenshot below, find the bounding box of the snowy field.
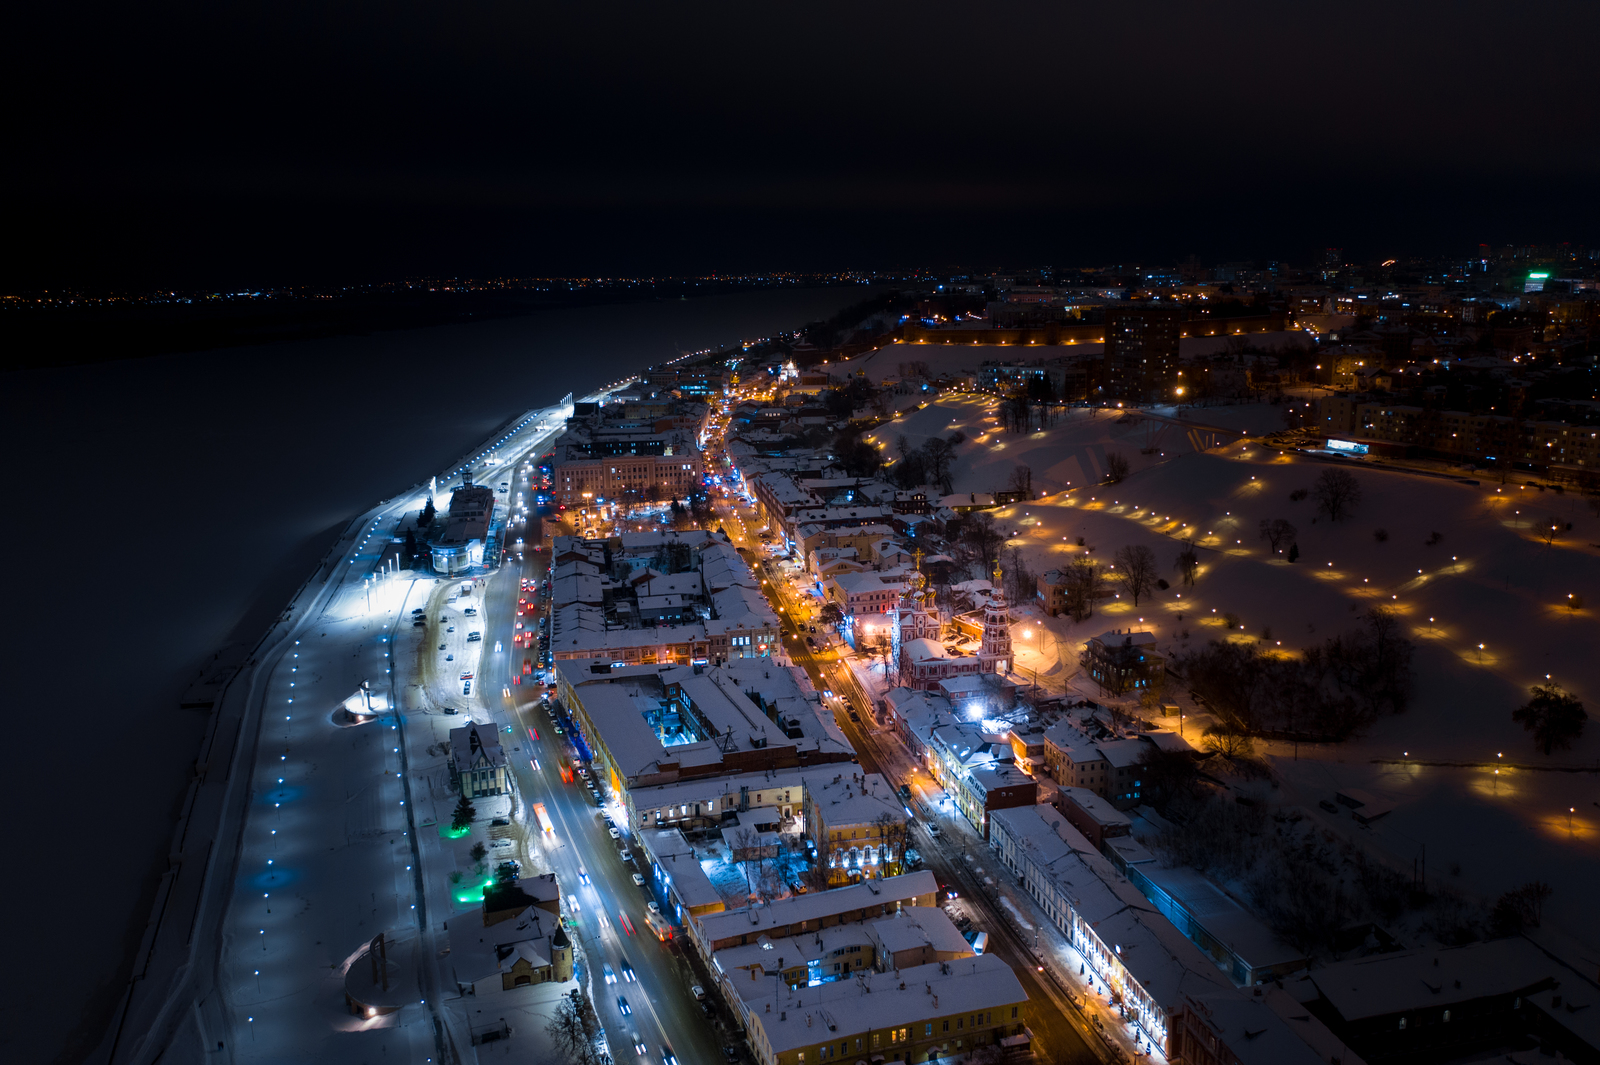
[906,392,1600,965]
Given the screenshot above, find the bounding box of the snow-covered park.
[884,389,1600,968]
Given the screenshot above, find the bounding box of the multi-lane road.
[447,460,729,1065]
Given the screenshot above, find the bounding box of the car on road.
[631,873,646,887]
[567,893,580,913]
[608,827,620,839]
[661,1046,676,1065]
[691,985,706,1000]
[579,866,590,885]
[925,823,940,838]
[620,959,635,981]
[553,724,563,735]
[618,848,632,862]
[646,901,660,914]
[603,963,616,984]
[462,681,471,695]
[849,711,859,721]
[617,996,631,1015]
[633,1036,647,1055]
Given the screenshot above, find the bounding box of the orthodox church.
[892,556,1013,691]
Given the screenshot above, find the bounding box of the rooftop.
[740,954,1026,1054]
[696,871,937,945]
[1309,938,1558,1021]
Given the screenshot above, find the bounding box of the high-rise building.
[1102,302,1185,400]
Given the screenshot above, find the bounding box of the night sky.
[6,1,1598,288]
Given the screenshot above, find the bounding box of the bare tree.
[1104,451,1130,484]
[1258,518,1297,555]
[1513,683,1588,755]
[1203,722,1255,759]
[871,812,910,875]
[730,827,761,894]
[1007,463,1033,497]
[1541,516,1564,546]
[1174,538,1200,586]
[1064,556,1099,621]
[544,990,595,1065]
[1113,544,1158,606]
[1312,468,1362,522]
[920,437,958,494]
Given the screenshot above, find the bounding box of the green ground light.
[440,823,472,840]
[453,873,497,905]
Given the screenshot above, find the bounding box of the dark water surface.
[0,287,864,1063]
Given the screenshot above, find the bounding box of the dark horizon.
[5,2,1597,292]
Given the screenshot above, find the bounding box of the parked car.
[631,873,646,887]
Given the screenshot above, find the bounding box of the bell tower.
[979,558,1013,674]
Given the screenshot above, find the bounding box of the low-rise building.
[450,723,510,799]
[691,871,938,959]
[803,770,908,883]
[1081,629,1165,695]
[989,805,1230,1055]
[926,722,1037,837]
[554,657,852,799]
[738,954,1028,1065]
[447,878,573,994]
[431,482,497,574]
[1303,939,1566,1065]
[1056,785,1132,849]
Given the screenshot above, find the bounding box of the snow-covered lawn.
[907,392,1600,960]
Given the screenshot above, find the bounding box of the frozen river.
[0,285,867,1065]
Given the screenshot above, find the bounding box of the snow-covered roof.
[697,871,937,948]
[869,906,972,960]
[988,806,1228,1011]
[740,954,1026,1055]
[1179,987,1338,1065]
[449,724,506,772]
[804,770,904,831]
[1309,938,1557,1021]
